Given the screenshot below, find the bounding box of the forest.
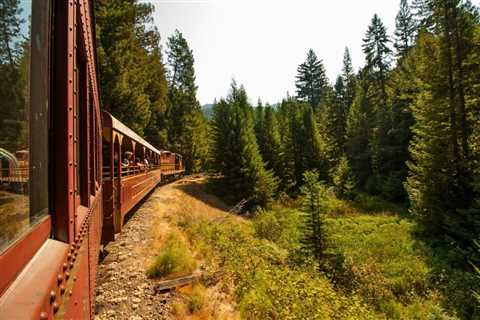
[94,0,480,318]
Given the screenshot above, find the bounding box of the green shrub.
[146,234,196,278]
[187,284,206,314]
[324,214,455,317]
[253,207,302,252]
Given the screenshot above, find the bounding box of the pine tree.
[144,35,169,148]
[262,105,284,184]
[412,0,434,32]
[301,106,326,179]
[384,47,417,201]
[95,0,156,135]
[394,0,417,57]
[254,99,265,156]
[320,79,348,172]
[277,98,301,190]
[295,49,328,110]
[165,30,208,173]
[345,73,373,186]
[341,47,357,111]
[300,170,327,266]
[330,156,356,199]
[406,3,480,244]
[362,14,393,189]
[362,13,392,108]
[210,81,277,208]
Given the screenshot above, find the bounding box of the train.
[0,1,184,319]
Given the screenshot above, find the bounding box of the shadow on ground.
[174,179,231,213]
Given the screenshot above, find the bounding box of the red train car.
[102,112,160,241]
[101,112,185,242]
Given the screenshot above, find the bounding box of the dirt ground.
[94,176,239,320]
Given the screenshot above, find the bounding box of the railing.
[102,164,162,180]
[0,168,29,183]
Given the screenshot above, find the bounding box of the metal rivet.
[67,253,72,261]
[70,245,75,252]
[60,285,66,294]
[39,311,48,320]
[65,271,70,279]
[57,274,63,284]
[73,276,77,282]
[63,262,68,270]
[49,291,56,302]
[70,262,74,269]
[53,302,60,313]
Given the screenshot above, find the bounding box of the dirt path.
[94,177,238,320]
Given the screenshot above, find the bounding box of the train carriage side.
[0,0,103,319]
[101,112,162,241]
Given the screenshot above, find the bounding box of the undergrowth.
[178,212,375,319]
[157,183,478,319]
[146,233,196,278]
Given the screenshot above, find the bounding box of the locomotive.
[0,1,183,319]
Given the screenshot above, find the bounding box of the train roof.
[102,111,161,155]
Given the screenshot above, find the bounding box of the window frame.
[0,0,53,294]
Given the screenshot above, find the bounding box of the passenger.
[144,158,149,169]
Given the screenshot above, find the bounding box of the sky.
[150,0,479,105]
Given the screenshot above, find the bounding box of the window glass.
[0,1,50,252]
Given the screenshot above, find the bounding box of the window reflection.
[0,0,50,252]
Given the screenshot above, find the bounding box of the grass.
[178,211,375,320]
[146,233,196,278]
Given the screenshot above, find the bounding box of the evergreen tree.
[341,47,357,111]
[254,99,265,156]
[301,106,326,180]
[383,47,417,201]
[262,105,284,184]
[295,49,328,110]
[345,73,373,186]
[406,2,480,244]
[276,98,301,190]
[412,0,434,31]
[300,170,328,266]
[362,14,393,189]
[143,35,169,148]
[394,0,417,57]
[362,13,392,108]
[165,30,208,173]
[95,0,156,135]
[210,81,277,208]
[330,156,356,199]
[320,79,348,171]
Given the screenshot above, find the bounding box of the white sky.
[150,0,480,105]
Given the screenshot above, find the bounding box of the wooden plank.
[154,274,201,293]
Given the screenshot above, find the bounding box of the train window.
[0,1,50,252]
[75,23,89,207]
